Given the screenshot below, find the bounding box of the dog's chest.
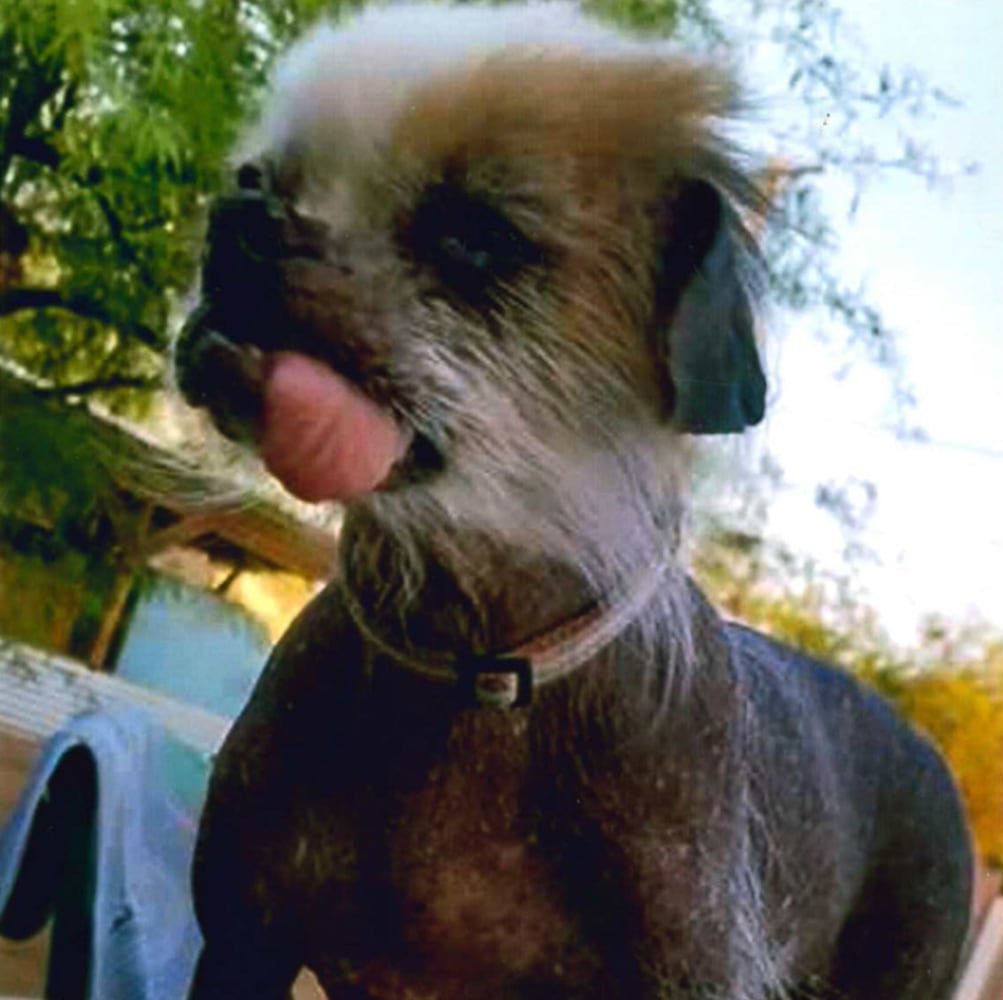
[306,708,604,994]
[378,830,588,990]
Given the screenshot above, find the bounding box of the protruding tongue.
[259,352,406,503]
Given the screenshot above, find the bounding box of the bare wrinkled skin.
[175,5,973,998]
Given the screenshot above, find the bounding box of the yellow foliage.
[893,663,1003,866]
[228,570,318,644]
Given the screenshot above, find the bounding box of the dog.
[174,4,973,997]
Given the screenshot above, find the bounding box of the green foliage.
[0,381,114,531]
[0,0,344,411]
[0,0,349,566]
[0,534,120,655]
[583,0,683,35]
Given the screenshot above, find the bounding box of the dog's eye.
[403,184,544,306]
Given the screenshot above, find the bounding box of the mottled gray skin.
[187,522,972,999]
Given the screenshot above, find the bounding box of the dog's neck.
[338,508,606,658]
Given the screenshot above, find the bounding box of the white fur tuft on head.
[243,2,680,168]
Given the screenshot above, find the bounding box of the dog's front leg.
[187,818,306,999]
[185,590,373,1000]
[187,940,302,999]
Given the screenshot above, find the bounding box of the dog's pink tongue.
[260,352,404,503]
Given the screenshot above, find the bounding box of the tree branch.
[32,374,160,398]
[0,61,65,183]
[90,187,157,283]
[0,287,166,352]
[10,134,62,171]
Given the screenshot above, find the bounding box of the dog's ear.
[655,180,766,434]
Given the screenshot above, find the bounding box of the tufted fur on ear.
[656,178,767,435]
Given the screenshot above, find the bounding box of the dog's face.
[175,3,766,560]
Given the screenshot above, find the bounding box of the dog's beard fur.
[361,288,694,660]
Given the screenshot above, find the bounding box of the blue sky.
[736,0,1003,642]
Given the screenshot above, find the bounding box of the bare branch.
[31,374,160,398]
[10,135,62,170]
[0,61,64,183]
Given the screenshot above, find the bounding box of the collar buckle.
[456,655,533,709]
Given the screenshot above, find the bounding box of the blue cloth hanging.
[0,708,208,999]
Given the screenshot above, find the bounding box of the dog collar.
[340,558,670,709]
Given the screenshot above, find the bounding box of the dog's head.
[175,2,766,561]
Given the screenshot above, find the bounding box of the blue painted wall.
[113,576,270,719]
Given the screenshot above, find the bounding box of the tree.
[0,0,348,656]
[0,0,342,408]
[0,0,349,585]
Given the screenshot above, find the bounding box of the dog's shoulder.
[192,584,369,924]
[241,582,370,733]
[203,584,369,812]
[722,619,961,800]
[723,620,909,744]
[724,621,868,703]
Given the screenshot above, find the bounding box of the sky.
[729,0,1003,644]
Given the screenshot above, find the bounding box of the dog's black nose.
[198,161,286,276]
[206,189,286,271]
[236,160,268,192]
[192,189,289,354]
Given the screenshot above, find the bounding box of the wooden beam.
[953,899,1003,1000]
